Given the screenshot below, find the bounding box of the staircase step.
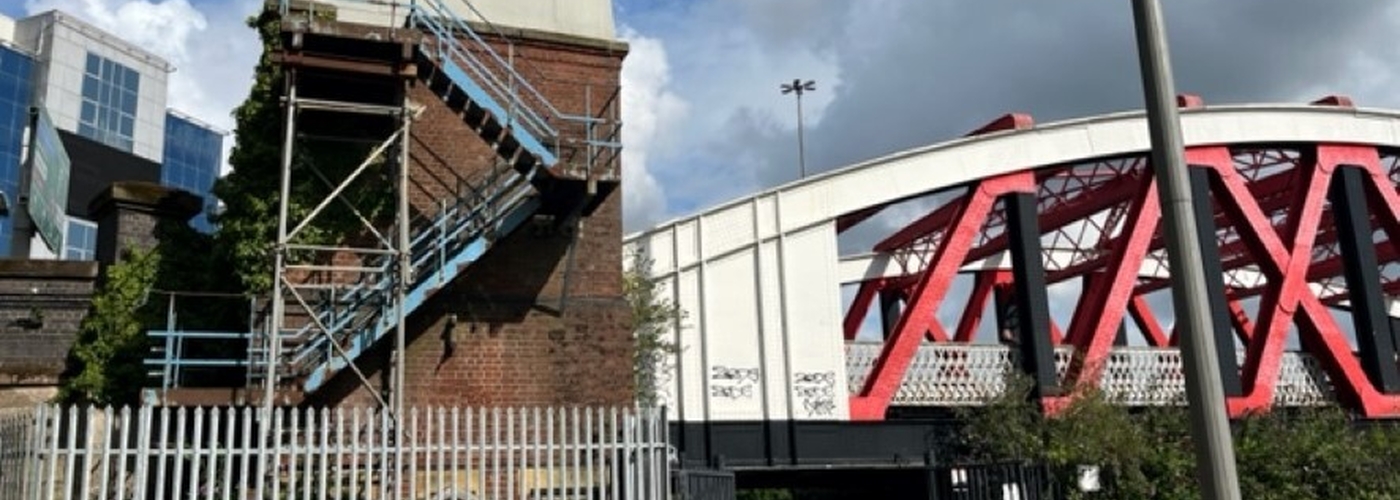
[429,57,558,170]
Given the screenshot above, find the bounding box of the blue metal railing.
[261,171,538,392]
[147,161,538,394]
[277,0,622,176]
[148,178,536,394]
[413,0,558,159]
[144,291,258,390]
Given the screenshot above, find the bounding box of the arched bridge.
[624,96,1400,425]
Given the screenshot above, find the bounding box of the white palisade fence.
[0,405,671,500]
[2,410,35,500]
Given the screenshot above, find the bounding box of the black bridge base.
[671,418,1058,499]
[672,418,962,470]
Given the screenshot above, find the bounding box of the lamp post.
[781,79,816,179]
[1131,0,1241,498]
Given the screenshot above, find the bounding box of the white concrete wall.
[10,14,40,54]
[328,0,617,41]
[16,11,170,163]
[28,233,57,259]
[0,15,15,45]
[626,199,851,423]
[459,0,615,41]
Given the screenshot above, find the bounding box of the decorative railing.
[845,343,1335,407]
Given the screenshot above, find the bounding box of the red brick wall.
[311,29,633,408]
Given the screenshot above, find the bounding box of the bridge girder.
[846,126,1400,419]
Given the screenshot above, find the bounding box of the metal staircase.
[413,0,560,178]
[146,0,620,404]
[250,168,542,395]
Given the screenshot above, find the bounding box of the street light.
[1131,0,1241,498]
[780,79,816,179]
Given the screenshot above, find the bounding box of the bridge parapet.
[845,343,1333,408]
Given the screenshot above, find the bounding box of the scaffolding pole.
[393,81,412,499]
[260,65,415,481]
[257,66,297,500]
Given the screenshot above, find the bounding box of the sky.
[5,0,1398,233]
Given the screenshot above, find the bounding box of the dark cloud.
[623,0,1400,227]
[802,0,1398,173]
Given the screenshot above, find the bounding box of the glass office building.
[0,45,33,256]
[78,53,140,153]
[1,11,227,257]
[161,112,222,232]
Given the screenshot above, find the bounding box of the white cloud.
[26,0,204,64]
[25,0,262,174]
[619,28,688,232]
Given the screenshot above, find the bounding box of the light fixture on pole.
[780,79,816,179]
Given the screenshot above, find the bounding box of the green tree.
[210,12,284,294]
[957,378,1195,499]
[623,252,681,407]
[1235,408,1399,499]
[955,375,1400,499]
[59,248,161,406]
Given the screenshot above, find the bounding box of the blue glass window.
[162,112,223,233]
[63,218,97,261]
[0,46,35,256]
[78,53,139,152]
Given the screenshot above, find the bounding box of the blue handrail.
[277,0,620,170]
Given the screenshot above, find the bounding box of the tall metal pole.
[781,79,815,179]
[394,87,412,495]
[1131,1,1240,498]
[796,91,807,179]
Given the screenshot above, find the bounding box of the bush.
[59,248,161,406]
[957,376,1400,499]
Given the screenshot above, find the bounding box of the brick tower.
[256,0,632,409]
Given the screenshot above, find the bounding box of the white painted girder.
[624,105,1400,423]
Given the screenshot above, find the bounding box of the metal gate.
[672,469,734,500]
[1,410,35,500]
[930,462,1056,500]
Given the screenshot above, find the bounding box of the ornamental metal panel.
[846,343,1333,407]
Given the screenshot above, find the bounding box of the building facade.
[162,111,223,232]
[0,44,33,256]
[0,10,224,259]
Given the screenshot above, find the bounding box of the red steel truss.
[845,97,1400,420]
